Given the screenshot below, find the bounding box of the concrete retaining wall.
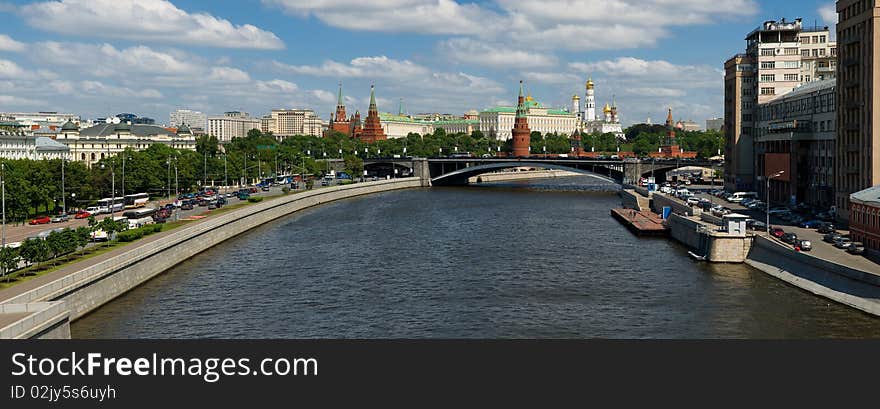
[0,301,70,339]
[619,190,642,211]
[746,236,880,316]
[651,193,695,217]
[0,178,422,334]
[667,214,753,263]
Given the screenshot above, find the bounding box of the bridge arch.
[431,161,620,186]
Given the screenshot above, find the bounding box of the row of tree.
[0,126,721,221]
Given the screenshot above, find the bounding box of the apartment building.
[836,0,880,221]
[261,109,323,139]
[207,111,261,143]
[799,27,838,83]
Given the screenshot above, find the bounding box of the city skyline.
[0,0,836,125]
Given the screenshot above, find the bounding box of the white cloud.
[521,72,581,85]
[21,0,284,50]
[274,56,431,79]
[819,4,837,26]
[0,95,47,106]
[0,59,28,78]
[34,42,201,77]
[79,81,163,99]
[0,34,25,52]
[208,67,251,83]
[439,38,557,68]
[256,79,299,93]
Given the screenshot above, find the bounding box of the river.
[72,176,880,338]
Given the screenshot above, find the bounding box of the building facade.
[706,118,724,132]
[836,0,880,221]
[262,109,323,139]
[799,27,837,83]
[481,91,577,140]
[850,186,880,254]
[207,111,261,143]
[0,131,71,161]
[724,54,757,191]
[54,121,196,168]
[169,109,207,133]
[754,79,836,208]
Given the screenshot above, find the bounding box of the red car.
[29,216,51,225]
[74,211,91,219]
[770,227,785,239]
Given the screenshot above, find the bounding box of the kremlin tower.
[360,85,386,143]
[329,82,351,136]
[511,81,531,157]
[649,107,697,159]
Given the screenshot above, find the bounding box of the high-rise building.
[706,118,724,132]
[360,85,386,143]
[511,81,531,157]
[207,111,261,143]
[836,1,880,221]
[169,109,207,132]
[724,18,838,193]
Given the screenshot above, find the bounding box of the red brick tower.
[511,80,531,157]
[360,85,386,143]
[350,110,362,139]
[330,82,350,136]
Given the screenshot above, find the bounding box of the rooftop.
[852,185,880,206]
[80,123,180,138]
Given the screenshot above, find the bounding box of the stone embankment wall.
[0,178,423,338]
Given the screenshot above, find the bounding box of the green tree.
[0,247,20,282]
[19,238,49,270]
[344,155,364,181]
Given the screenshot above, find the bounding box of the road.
[689,190,879,273]
[0,185,290,245]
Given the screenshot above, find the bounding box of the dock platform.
[611,208,669,236]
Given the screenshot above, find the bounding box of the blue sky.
[0,0,837,126]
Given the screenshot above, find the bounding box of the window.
[784,74,799,81]
[820,35,826,43]
[783,61,800,69]
[761,61,776,69]
[802,49,811,57]
[784,47,799,55]
[761,87,775,95]
[802,36,812,44]
[761,48,776,56]
[761,74,775,82]
[819,48,826,56]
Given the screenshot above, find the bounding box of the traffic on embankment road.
[0,177,423,339]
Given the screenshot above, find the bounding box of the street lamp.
[766,171,785,234]
[1,162,6,252]
[61,158,66,214]
[100,161,116,218]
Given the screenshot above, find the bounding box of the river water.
[73,176,880,338]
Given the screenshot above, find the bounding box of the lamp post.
[61,158,66,214]
[223,154,228,197]
[121,153,126,197]
[766,171,785,234]
[100,161,116,218]
[166,156,172,200]
[1,162,6,252]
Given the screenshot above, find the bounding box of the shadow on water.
[72,176,880,339]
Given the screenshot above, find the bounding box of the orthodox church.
[572,77,625,140]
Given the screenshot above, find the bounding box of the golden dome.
[603,103,612,113]
[572,95,580,100]
[586,77,594,89]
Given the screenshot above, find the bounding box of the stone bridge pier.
[412,158,432,187]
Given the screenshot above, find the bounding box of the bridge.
[361,157,722,186]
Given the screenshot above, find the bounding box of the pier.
[611,208,669,236]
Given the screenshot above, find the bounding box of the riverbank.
[0,178,423,339]
[469,169,580,183]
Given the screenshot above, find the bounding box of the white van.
[128,217,155,230]
[728,192,758,203]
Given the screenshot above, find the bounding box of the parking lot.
[687,189,879,273]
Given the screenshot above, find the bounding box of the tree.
[344,155,364,181]
[74,227,91,256]
[0,247,20,282]
[19,238,49,270]
[45,231,67,267]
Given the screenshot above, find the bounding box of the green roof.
[434,119,479,125]
[481,106,573,116]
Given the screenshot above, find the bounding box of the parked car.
[50,213,70,223]
[29,216,51,225]
[746,219,768,230]
[238,193,250,200]
[770,227,786,238]
[823,233,842,243]
[847,243,866,255]
[74,210,91,219]
[833,237,853,249]
[800,219,824,228]
[686,197,701,206]
[797,240,812,251]
[781,233,799,244]
[181,202,194,210]
[817,223,837,234]
[261,186,270,191]
[768,207,790,216]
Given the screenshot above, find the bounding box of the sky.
[0,0,838,127]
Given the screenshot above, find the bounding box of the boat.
[688,251,707,261]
